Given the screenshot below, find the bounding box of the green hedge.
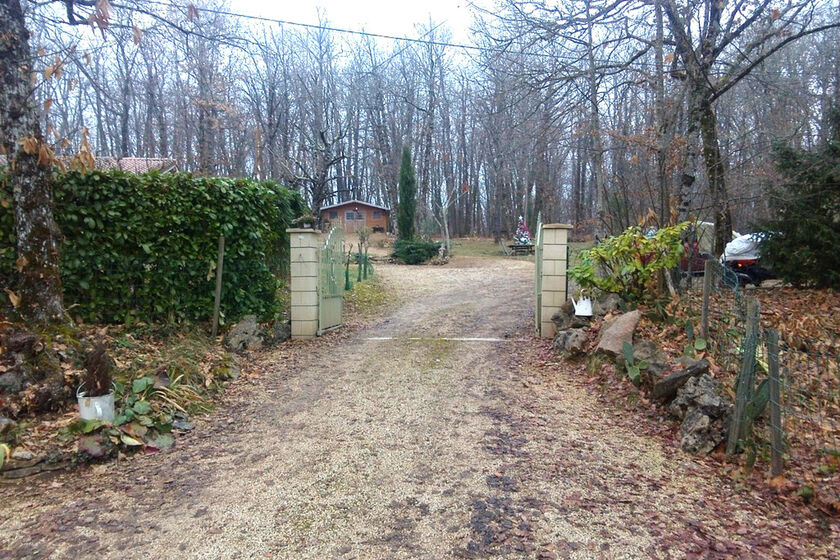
[393,239,440,264]
[0,169,306,323]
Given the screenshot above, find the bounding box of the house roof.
[320,199,390,212]
[0,155,178,173]
[101,157,178,173]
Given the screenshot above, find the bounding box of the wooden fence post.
[727,297,760,454]
[345,251,351,291]
[767,329,784,476]
[701,259,713,339]
[363,247,369,280]
[211,234,225,338]
[357,243,362,283]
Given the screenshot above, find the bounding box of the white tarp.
[721,233,762,262]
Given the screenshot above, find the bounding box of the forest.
[7,0,840,248]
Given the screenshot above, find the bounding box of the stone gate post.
[540,224,572,338]
[287,228,320,339]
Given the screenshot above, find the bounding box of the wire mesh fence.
[771,332,840,479]
[676,259,839,490]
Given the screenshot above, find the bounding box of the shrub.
[569,222,689,302]
[393,239,440,265]
[0,169,306,323]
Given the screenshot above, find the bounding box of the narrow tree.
[397,146,417,241]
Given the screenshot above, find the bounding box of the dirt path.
[1,257,836,559]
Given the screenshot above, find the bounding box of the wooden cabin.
[320,200,390,233]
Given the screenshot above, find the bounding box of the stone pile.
[551,294,732,454]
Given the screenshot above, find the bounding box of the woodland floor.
[1,255,837,559]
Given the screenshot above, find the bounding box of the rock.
[0,416,17,436]
[619,340,668,386]
[668,374,730,420]
[591,293,622,316]
[11,448,33,461]
[617,339,665,371]
[632,340,661,362]
[553,328,588,356]
[668,374,731,455]
[224,315,263,352]
[551,300,591,332]
[596,309,642,357]
[264,321,291,347]
[0,371,23,393]
[1,331,38,354]
[679,409,727,454]
[652,358,710,401]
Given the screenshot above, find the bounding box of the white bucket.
[571,292,593,317]
[77,385,115,422]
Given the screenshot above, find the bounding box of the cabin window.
[373,210,382,219]
[329,211,338,219]
[345,211,362,221]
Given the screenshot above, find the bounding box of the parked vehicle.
[680,238,711,275]
[720,233,776,286]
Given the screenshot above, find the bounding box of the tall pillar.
[540,223,572,338]
[287,228,320,339]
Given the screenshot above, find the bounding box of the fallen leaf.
[4,288,20,308]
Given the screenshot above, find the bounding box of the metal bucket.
[77,385,115,422]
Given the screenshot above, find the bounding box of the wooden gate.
[534,216,544,336]
[318,226,344,334]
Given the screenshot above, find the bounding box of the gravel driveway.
[1,257,835,559]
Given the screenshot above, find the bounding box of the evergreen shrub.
[393,239,440,265]
[758,112,840,289]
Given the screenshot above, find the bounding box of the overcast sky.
[236,0,485,44]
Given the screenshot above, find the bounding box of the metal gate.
[318,226,344,335]
[534,215,544,336]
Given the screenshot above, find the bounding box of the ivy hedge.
[0,169,306,324]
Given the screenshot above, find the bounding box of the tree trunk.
[0,0,66,326]
[585,0,606,237]
[698,100,733,255]
[653,0,670,224]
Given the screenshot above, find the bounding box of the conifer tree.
[759,110,840,289]
[397,146,416,241]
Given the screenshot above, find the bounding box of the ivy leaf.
[132,377,153,394]
[78,435,106,458]
[133,400,151,415]
[627,364,641,385]
[119,434,143,447]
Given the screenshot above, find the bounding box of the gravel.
[0,256,832,559]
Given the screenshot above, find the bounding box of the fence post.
[211,235,225,338]
[701,259,713,339]
[357,243,363,283]
[345,252,352,291]
[363,247,369,280]
[727,297,760,454]
[767,329,784,476]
